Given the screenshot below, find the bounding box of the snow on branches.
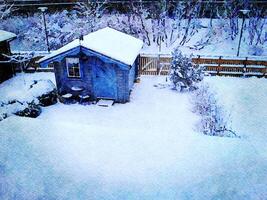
[170,49,204,92]
[2,52,35,73]
[191,84,238,138]
[0,2,13,20]
[74,0,107,33]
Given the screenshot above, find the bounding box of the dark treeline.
[5,0,267,18]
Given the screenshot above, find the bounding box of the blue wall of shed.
[48,47,135,103]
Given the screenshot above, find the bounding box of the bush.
[29,80,58,107]
[191,84,238,138]
[0,79,57,121]
[14,102,41,118]
[170,49,204,92]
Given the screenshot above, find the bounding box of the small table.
[71,86,84,92]
[70,86,84,97]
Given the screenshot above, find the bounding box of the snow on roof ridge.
[38,27,143,66]
[0,30,17,42]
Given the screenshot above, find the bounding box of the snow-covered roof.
[38,27,143,66]
[0,30,16,42]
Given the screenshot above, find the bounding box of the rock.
[29,79,58,107]
[0,112,7,121]
[37,89,58,107]
[14,102,42,118]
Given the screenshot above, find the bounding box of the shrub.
[191,84,238,138]
[170,49,204,92]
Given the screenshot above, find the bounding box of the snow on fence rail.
[12,51,267,77]
[138,54,267,78]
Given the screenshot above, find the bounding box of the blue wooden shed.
[38,27,143,103]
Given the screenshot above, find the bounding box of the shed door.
[93,60,117,100]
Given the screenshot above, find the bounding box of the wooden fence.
[17,53,267,78]
[138,54,267,78]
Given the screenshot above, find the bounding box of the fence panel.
[139,54,267,78]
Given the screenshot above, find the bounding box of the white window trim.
[66,57,81,78]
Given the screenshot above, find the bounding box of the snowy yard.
[1,73,267,199]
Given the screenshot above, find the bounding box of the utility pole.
[237,9,250,57]
[38,7,50,53]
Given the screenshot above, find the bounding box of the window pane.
[69,68,75,77]
[66,58,80,78]
[74,67,80,77]
[73,63,79,69]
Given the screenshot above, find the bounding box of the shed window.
[66,58,80,78]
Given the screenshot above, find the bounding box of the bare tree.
[129,1,151,46]
[179,1,201,46]
[169,1,185,46]
[0,1,13,20]
[150,0,169,46]
[2,52,35,85]
[224,0,240,40]
[248,7,266,45]
[74,0,108,33]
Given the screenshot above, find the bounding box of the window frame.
[66,57,81,78]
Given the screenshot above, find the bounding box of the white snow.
[29,79,56,97]
[61,93,72,98]
[0,30,16,42]
[1,73,267,199]
[96,99,114,107]
[38,27,144,66]
[0,73,55,104]
[71,86,83,91]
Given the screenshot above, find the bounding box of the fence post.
[156,54,159,75]
[197,55,200,64]
[243,57,248,77]
[217,56,222,75]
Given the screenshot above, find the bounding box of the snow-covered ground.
[1,73,267,199]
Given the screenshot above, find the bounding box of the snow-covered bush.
[170,49,204,92]
[0,79,57,121]
[14,101,41,118]
[192,84,238,137]
[29,80,57,106]
[0,100,41,119]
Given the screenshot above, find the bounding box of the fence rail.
[15,53,267,78]
[138,54,267,78]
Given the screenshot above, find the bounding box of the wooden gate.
[138,54,171,76]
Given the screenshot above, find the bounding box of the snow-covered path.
[1,74,267,199]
